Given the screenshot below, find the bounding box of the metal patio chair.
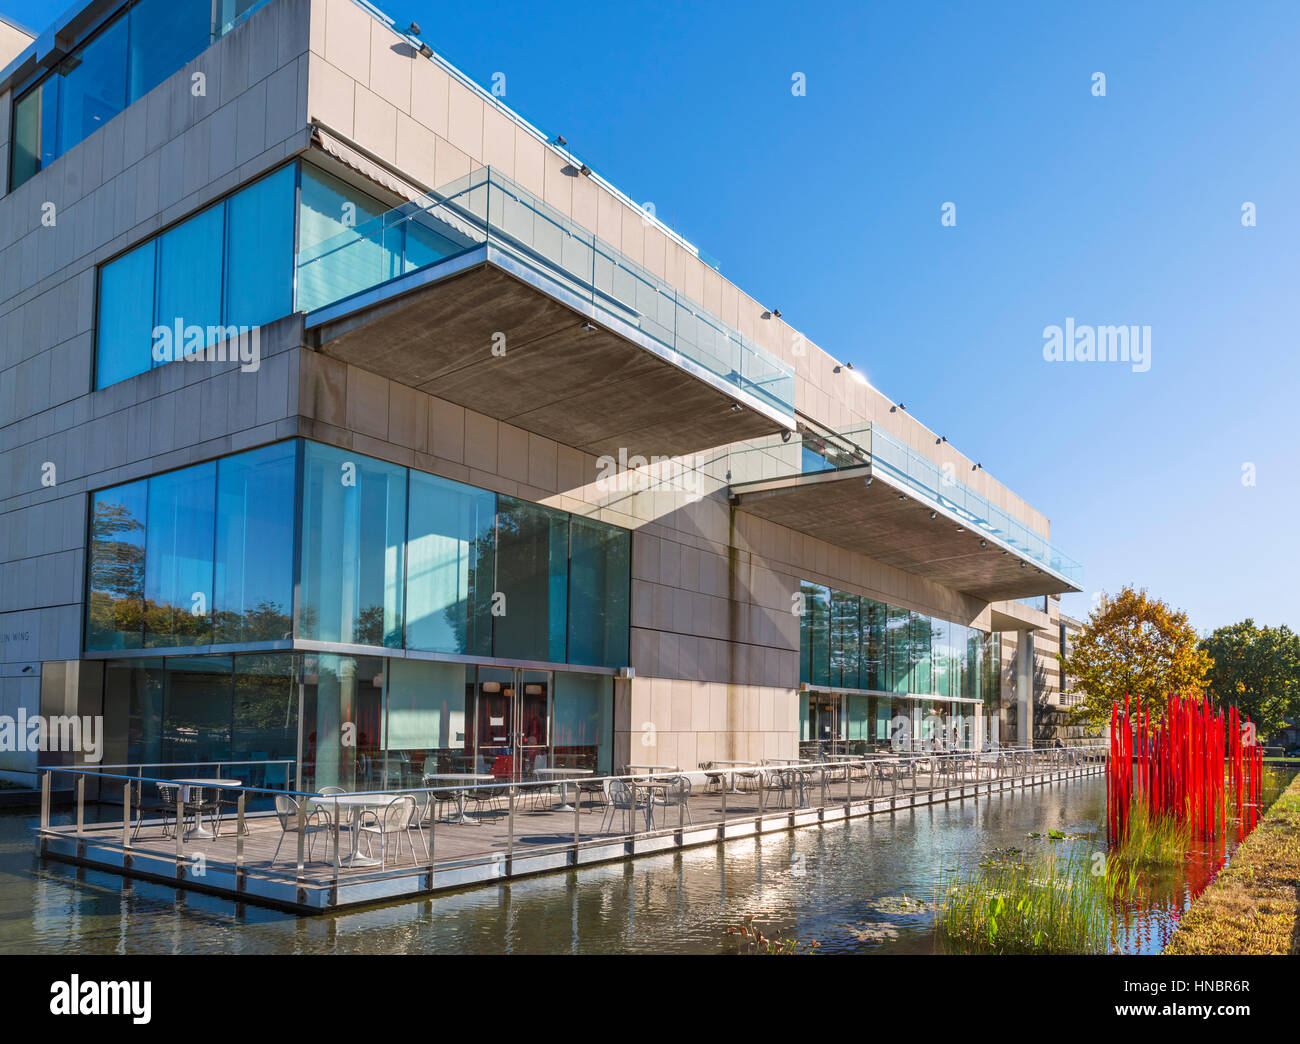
[270,795,330,865]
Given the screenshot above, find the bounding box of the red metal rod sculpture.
[1107,694,1262,843]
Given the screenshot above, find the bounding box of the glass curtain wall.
[100,652,298,792]
[93,164,295,388]
[798,581,992,749]
[11,0,245,189]
[86,445,297,652]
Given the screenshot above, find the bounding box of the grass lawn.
[1164,773,1300,955]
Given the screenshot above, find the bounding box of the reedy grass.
[936,844,1116,954]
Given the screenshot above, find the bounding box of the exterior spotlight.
[864,476,873,486]
[898,494,907,501]
[1001,550,1009,556]
[418,42,433,58]
[780,430,792,443]
[979,540,987,549]
[556,135,567,146]
[730,403,742,413]
[772,309,782,318]
[1020,561,1027,569]
[579,164,592,176]
[929,511,937,520]
[955,527,964,533]
[579,321,597,331]
[972,462,982,471]
[406,21,421,35]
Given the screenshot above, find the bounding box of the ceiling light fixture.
[929,511,937,520]
[579,321,597,332]
[979,539,987,549]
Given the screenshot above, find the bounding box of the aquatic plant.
[936,845,1115,954]
[726,914,819,954]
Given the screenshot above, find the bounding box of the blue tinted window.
[156,205,224,359]
[56,16,128,157]
[214,443,297,643]
[299,442,406,647]
[494,497,568,663]
[11,78,58,186]
[568,517,630,668]
[296,163,391,311]
[128,0,212,102]
[96,239,157,388]
[144,462,216,646]
[86,480,148,650]
[225,164,296,328]
[405,470,495,656]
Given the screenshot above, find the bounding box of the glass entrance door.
[807,692,844,756]
[471,667,552,782]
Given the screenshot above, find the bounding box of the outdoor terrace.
[38,748,1104,913]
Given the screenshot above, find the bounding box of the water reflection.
[2,770,1292,955]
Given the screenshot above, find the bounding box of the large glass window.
[155,204,225,358]
[886,606,910,694]
[302,652,384,792]
[405,471,495,656]
[10,78,58,187]
[299,441,406,648]
[224,163,295,328]
[296,164,391,312]
[909,611,932,695]
[96,241,157,389]
[214,442,296,643]
[87,441,631,669]
[807,583,831,687]
[87,445,296,651]
[232,653,298,787]
[493,497,568,663]
[160,655,232,765]
[86,480,148,650]
[128,0,212,102]
[568,517,630,669]
[55,17,128,163]
[553,672,611,774]
[862,599,885,691]
[383,658,469,781]
[9,0,273,192]
[95,166,296,389]
[143,462,216,647]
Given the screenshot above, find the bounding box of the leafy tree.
[1200,620,1300,738]
[1060,585,1212,727]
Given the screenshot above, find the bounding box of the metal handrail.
[35,746,1107,890]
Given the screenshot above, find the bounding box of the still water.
[0,772,1289,954]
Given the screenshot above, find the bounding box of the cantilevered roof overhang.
[305,247,791,458]
[300,164,795,460]
[730,464,1082,601]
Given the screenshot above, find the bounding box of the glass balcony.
[295,167,795,421]
[729,424,1083,589]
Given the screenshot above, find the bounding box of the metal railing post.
[507,786,516,869]
[427,791,436,886]
[573,786,581,847]
[40,771,51,831]
[75,775,84,838]
[175,789,185,865]
[122,781,131,849]
[236,792,246,871]
[296,799,306,879]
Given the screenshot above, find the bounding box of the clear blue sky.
[9,0,1297,633]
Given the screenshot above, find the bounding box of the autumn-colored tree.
[1200,619,1300,739]
[1061,585,1212,728]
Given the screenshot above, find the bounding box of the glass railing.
[729,424,1083,588]
[296,167,796,419]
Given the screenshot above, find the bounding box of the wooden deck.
[38,757,1105,913]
